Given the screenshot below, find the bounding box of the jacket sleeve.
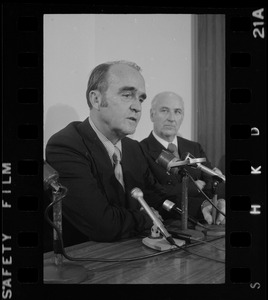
[46,133,153,243]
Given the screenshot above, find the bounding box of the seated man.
[45,61,177,250]
[140,91,225,225]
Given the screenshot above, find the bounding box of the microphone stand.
[156,150,205,241]
[211,179,220,224]
[156,151,225,240]
[181,168,189,231]
[173,167,205,241]
[44,186,88,284]
[195,177,225,236]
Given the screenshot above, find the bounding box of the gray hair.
[151,91,184,111]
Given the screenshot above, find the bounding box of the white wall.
[44,14,193,150]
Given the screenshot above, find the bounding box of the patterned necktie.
[168,143,180,159]
[113,146,125,190]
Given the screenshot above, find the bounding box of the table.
[44,235,225,284]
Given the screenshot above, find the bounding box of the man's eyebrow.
[118,86,147,100]
[118,86,136,93]
[159,106,183,110]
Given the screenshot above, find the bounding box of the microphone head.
[43,161,59,190]
[130,187,143,199]
[162,200,175,212]
[212,174,226,183]
[156,150,175,171]
[156,150,181,176]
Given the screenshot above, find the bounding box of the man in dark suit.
[45,61,176,248]
[140,91,225,224]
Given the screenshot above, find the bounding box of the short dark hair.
[86,60,142,108]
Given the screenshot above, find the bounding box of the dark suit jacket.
[140,132,225,220]
[45,119,175,249]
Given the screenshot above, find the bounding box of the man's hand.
[140,206,164,222]
[213,167,223,175]
[201,198,225,225]
[195,180,206,191]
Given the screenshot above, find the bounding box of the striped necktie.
[113,146,125,190]
[168,143,180,159]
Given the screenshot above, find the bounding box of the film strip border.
[2,5,266,299]
[226,8,266,293]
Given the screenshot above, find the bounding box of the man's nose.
[130,98,142,113]
[167,111,176,121]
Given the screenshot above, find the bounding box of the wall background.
[44,14,193,150]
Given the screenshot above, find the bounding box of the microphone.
[184,153,225,182]
[43,161,62,192]
[156,150,206,174]
[196,163,225,182]
[43,161,88,283]
[162,200,206,229]
[155,150,181,175]
[131,188,176,246]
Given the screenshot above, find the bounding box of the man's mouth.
[164,124,175,128]
[127,117,137,122]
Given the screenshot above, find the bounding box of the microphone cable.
[186,171,226,218]
[45,195,181,262]
[170,233,225,252]
[172,242,225,264]
[188,236,225,252]
[44,195,224,264]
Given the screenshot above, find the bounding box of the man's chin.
[161,130,176,138]
[127,128,137,136]
[120,126,137,137]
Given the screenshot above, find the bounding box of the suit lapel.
[177,136,185,158]
[77,118,112,166]
[77,119,126,202]
[145,132,166,160]
[177,136,194,159]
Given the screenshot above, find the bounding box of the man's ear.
[150,108,154,122]
[181,111,185,122]
[89,90,102,110]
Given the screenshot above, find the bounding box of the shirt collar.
[152,130,178,149]
[88,116,122,162]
